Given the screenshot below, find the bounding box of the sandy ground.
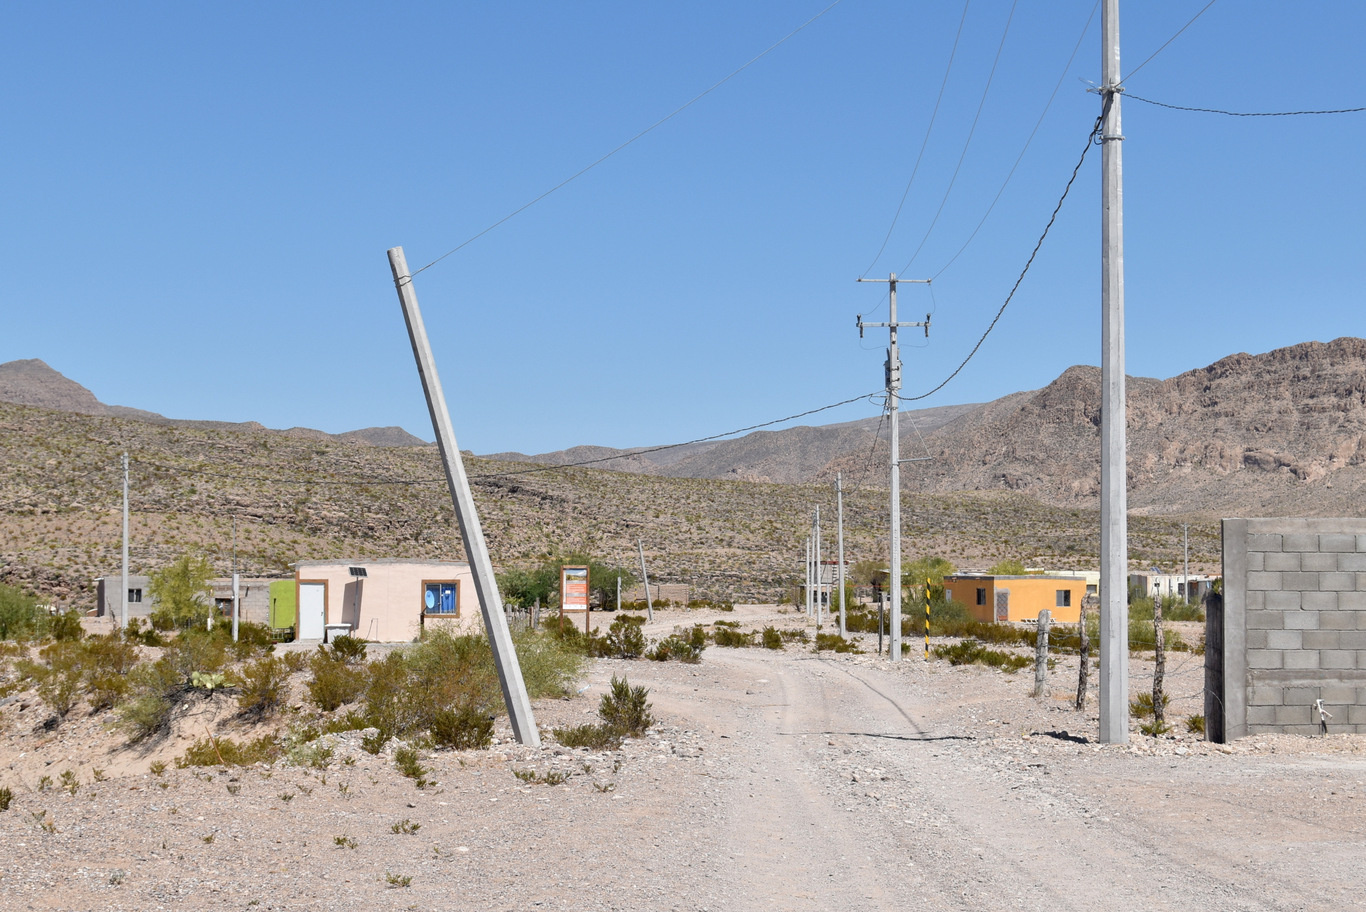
[2,604,1364,911]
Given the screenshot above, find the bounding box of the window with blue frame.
[423,581,459,616]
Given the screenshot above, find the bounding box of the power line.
[903,115,1101,405]
[1122,0,1219,84]
[860,0,971,279]
[130,459,441,487]
[411,1,845,278]
[1125,94,1366,117]
[931,0,1099,280]
[0,466,114,510]
[900,0,1018,276]
[469,390,885,479]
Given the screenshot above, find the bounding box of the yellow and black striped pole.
[924,577,931,660]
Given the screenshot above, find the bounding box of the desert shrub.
[328,635,368,664]
[307,649,367,712]
[430,705,493,750]
[121,617,164,647]
[1129,691,1169,719]
[712,626,752,648]
[163,629,231,680]
[931,639,1030,672]
[49,610,84,643]
[512,628,585,698]
[814,633,860,654]
[646,633,703,663]
[761,626,783,650]
[599,675,652,736]
[115,655,189,742]
[553,722,623,750]
[147,554,214,630]
[177,734,280,768]
[235,655,290,719]
[281,650,309,674]
[781,628,810,643]
[605,616,646,658]
[0,584,47,641]
[1185,714,1205,735]
[393,746,430,788]
[0,786,12,811]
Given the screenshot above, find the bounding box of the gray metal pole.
[387,246,539,747]
[804,536,812,617]
[814,506,822,627]
[836,472,847,638]
[637,539,653,622]
[120,452,129,630]
[1098,0,1129,744]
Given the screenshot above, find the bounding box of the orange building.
[942,574,1087,624]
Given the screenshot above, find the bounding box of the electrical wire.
[411,0,845,278]
[903,114,1101,404]
[931,0,1099,280]
[469,390,885,479]
[899,0,1018,276]
[860,0,971,279]
[1125,94,1366,117]
[130,459,442,487]
[0,466,114,510]
[1121,0,1219,84]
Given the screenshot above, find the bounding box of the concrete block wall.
[1211,519,1366,741]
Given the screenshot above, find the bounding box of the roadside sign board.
[560,565,590,634]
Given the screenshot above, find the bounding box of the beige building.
[292,559,480,643]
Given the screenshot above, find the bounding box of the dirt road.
[3,608,1365,910]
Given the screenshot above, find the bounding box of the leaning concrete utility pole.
[857,275,930,662]
[120,452,129,630]
[814,505,822,627]
[387,246,539,747]
[836,472,847,638]
[1097,0,1129,744]
[637,539,653,622]
[231,515,239,643]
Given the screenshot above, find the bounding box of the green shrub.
[605,616,646,658]
[553,722,624,750]
[1129,691,1169,719]
[115,656,186,742]
[235,655,290,719]
[177,734,281,767]
[761,627,783,650]
[393,746,430,788]
[0,584,46,641]
[712,626,752,648]
[49,610,84,642]
[0,786,12,811]
[307,649,367,712]
[599,675,652,736]
[1185,714,1205,735]
[429,705,493,750]
[931,639,1030,672]
[328,635,368,664]
[814,633,860,654]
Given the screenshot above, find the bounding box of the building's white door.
[299,582,326,640]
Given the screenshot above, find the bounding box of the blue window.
[423,582,458,616]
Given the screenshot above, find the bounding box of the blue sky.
[3,2,1362,455]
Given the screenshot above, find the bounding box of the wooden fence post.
[1034,609,1051,698]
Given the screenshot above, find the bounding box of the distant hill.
[0,359,427,447]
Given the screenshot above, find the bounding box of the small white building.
[1129,571,1217,603]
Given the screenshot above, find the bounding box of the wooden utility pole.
[387,246,539,747]
[1034,609,1052,698]
[1076,598,1092,710]
[1098,0,1130,744]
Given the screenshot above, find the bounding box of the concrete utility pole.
[804,536,813,617]
[637,539,653,622]
[857,274,930,663]
[1097,0,1129,743]
[814,506,822,627]
[836,472,847,638]
[231,515,239,643]
[120,452,129,630]
[1183,523,1190,605]
[387,246,539,747]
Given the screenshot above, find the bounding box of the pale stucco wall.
[293,560,480,643]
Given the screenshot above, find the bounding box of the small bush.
[429,705,493,750]
[177,735,281,768]
[328,635,368,664]
[0,786,12,811]
[814,633,860,654]
[553,723,624,751]
[235,655,289,719]
[712,627,753,648]
[307,649,367,712]
[605,616,646,658]
[393,746,430,788]
[599,675,652,737]
[761,627,783,650]
[931,639,1030,672]
[1129,692,1170,719]
[1185,714,1205,735]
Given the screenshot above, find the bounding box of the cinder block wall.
[1211,519,1366,740]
